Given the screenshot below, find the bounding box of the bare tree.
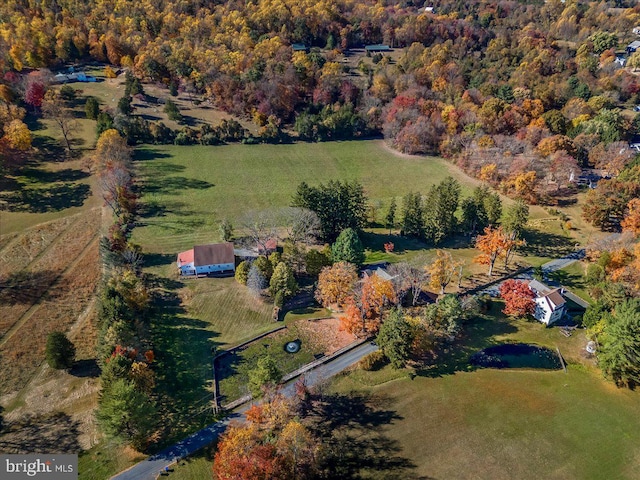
[279,207,321,246]
[240,210,279,254]
[387,262,427,306]
[42,91,78,154]
[98,165,131,216]
[247,263,266,299]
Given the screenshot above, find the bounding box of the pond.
[470,343,562,370]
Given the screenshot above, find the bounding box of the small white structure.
[177,243,235,276]
[633,26,640,36]
[529,280,567,326]
[424,5,435,13]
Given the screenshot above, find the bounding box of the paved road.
[540,249,585,273]
[110,342,378,480]
[480,250,586,298]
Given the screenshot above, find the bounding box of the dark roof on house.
[365,44,391,52]
[193,243,235,267]
[546,290,566,308]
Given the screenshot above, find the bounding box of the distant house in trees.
[232,239,278,260]
[258,238,278,256]
[365,44,392,53]
[528,280,566,325]
[177,243,235,276]
[633,26,640,36]
[424,5,435,13]
[292,43,309,52]
[627,40,640,54]
[53,70,97,84]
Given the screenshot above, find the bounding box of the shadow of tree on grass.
[146,273,222,450]
[306,392,431,479]
[0,412,81,453]
[521,229,575,259]
[1,182,91,213]
[416,308,518,379]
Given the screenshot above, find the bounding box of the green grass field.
[330,365,640,480]
[132,140,480,254]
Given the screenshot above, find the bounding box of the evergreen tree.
[164,99,182,122]
[45,332,75,370]
[292,180,367,241]
[97,379,157,450]
[269,262,298,298]
[424,177,460,244]
[598,299,640,388]
[117,96,133,116]
[376,309,414,369]
[385,198,397,233]
[85,97,100,120]
[331,228,365,265]
[503,200,529,238]
[248,355,282,397]
[96,112,114,136]
[401,192,424,238]
[235,260,251,285]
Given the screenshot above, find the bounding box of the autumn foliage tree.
[427,249,462,295]
[315,262,358,309]
[340,272,396,336]
[213,396,320,480]
[474,226,507,276]
[2,119,31,150]
[24,81,46,109]
[621,199,640,237]
[499,280,536,317]
[360,273,396,327]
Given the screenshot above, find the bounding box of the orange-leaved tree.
[339,296,364,335]
[213,396,320,480]
[621,198,640,236]
[315,261,358,309]
[474,226,507,276]
[499,279,536,317]
[361,273,396,319]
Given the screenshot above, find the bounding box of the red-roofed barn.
[177,243,235,276]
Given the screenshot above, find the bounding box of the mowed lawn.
[329,307,640,480]
[331,366,640,480]
[132,140,479,254]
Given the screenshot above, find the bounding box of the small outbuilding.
[365,44,392,53]
[627,40,640,54]
[177,242,235,276]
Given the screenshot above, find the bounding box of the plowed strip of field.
[0,209,100,338]
[0,236,100,393]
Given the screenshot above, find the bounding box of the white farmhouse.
[177,243,235,276]
[528,279,566,325]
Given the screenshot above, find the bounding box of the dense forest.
[2,0,640,207]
